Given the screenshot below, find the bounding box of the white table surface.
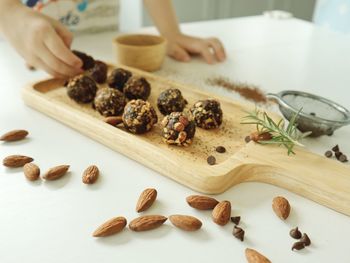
[0,16,349,263]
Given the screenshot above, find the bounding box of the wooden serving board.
[22,65,350,216]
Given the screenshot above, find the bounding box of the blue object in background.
[314,0,350,34]
[76,0,88,12]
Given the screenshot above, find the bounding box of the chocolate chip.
[244,135,251,143]
[332,144,340,152]
[207,155,216,165]
[324,150,333,158]
[300,233,311,246]
[339,154,348,163]
[310,112,316,116]
[292,241,305,251]
[231,216,241,225]
[289,227,302,239]
[335,151,343,160]
[216,146,226,153]
[232,226,244,241]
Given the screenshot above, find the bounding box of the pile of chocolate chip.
[289,227,311,251]
[325,145,348,163]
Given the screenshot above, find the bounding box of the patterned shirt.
[22,0,119,35]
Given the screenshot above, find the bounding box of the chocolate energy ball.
[107,68,132,91]
[190,99,223,129]
[66,75,97,103]
[161,112,196,146]
[93,88,126,117]
[87,60,107,84]
[72,50,95,70]
[122,99,158,134]
[123,76,151,101]
[157,88,188,115]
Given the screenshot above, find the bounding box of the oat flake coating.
[157,88,188,115]
[122,99,158,134]
[161,112,196,146]
[107,68,132,91]
[93,88,126,117]
[123,76,151,101]
[190,99,223,129]
[66,75,97,103]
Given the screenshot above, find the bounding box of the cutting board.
[22,65,350,216]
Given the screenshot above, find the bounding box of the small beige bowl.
[113,34,167,72]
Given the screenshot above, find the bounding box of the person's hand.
[166,33,226,64]
[0,6,82,78]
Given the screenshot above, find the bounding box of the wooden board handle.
[233,143,350,216]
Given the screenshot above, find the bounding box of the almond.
[129,215,167,231]
[43,165,70,180]
[104,116,123,126]
[3,155,33,168]
[272,196,291,220]
[169,215,202,231]
[93,216,127,237]
[212,200,231,226]
[245,248,271,263]
[186,195,219,210]
[250,131,272,142]
[82,165,99,184]
[0,130,28,142]
[136,188,157,212]
[23,163,40,181]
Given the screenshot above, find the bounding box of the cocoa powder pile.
[206,76,268,104]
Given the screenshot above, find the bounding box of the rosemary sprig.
[241,109,310,155]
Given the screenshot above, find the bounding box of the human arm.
[143,0,226,64]
[0,0,82,78]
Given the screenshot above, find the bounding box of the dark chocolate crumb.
[216,146,226,153]
[230,216,241,225]
[325,150,333,158]
[300,233,311,246]
[292,241,305,251]
[207,155,216,165]
[310,112,316,116]
[339,154,348,163]
[244,135,251,143]
[232,226,244,241]
[290,227,302,239]
[332,145,340,152]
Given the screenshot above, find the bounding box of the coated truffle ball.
[107,68,132,91]
[190,99,223,129]
[66,75,97,103]
[122,99,158,134]
[72,50,95,70]
[93,88,126,117]
[157,88,188,115]
[161,112,196,146]
[123,76,151,101]
[87,60,108,84]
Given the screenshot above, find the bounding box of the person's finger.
[54,21,73,48]
[198,43,216,64]
[37,42,81,77]
[206,37,226,62]
[168,44,191,62]
[31,55,66,79]
[44,26,82,68]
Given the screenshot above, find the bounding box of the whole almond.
[93,216,127,237]
[186,195,219,210]
[272,196,291,220]
[129,215,167,231]
[43,165,70,180]
[212,200,231,226]
[0,130,28,142]
[82,165,99,184]
[104,116,123,126]
[23,163,40,181]
[245,248,271,263]
[3,155,33,168]
[169,215,202,231]
[136,188,157,212]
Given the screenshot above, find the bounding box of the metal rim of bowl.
[267,90,350,126]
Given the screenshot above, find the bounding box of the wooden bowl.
[113,34,167,72]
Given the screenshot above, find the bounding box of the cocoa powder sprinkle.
[206,77,268,104]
